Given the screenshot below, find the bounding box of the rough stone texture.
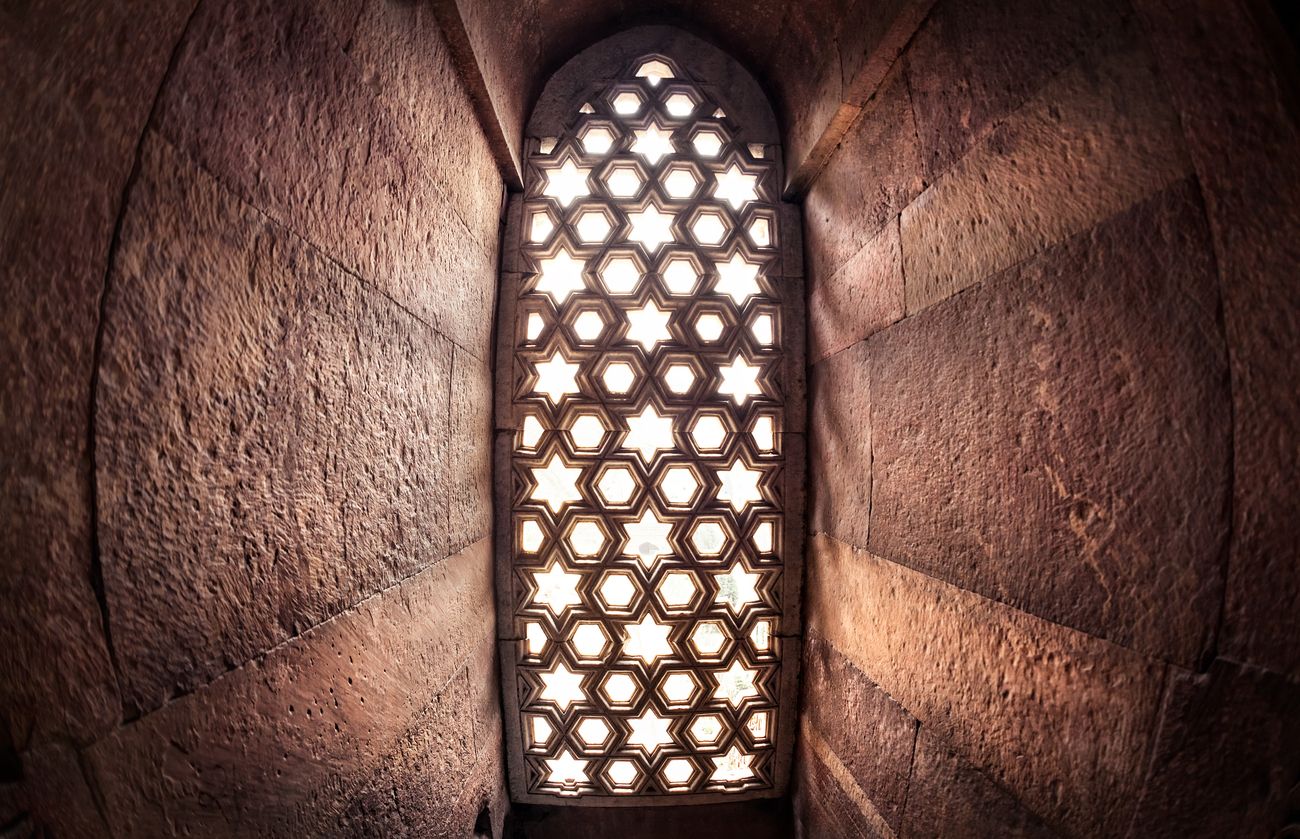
[808,218,903,364]
[96,133,458,714]
[800,633,917,834]
[450,346,494,555]
[793,734,892,839]
[808,343,872,547]
[0,0,193,756]
[900,18,1192,314]
[905,0,1132,183]
[153,0,499,353]
[871,182,1229,666]
[1126,659,1300,838]
[802,65,923,286]
[1136,0,1300,680]
[85,540,503,837]
[901,728,1060,839]
[805,534,1167,837]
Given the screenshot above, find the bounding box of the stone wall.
[795,0,1300,836]
[0,0,506,834]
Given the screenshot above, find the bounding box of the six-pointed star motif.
[710,745,755,783]
[531,563,583,614]
[717,356,762,404]
[714,164,759,209]
[714,563,762,614]
[529,454,582,512]
[623,302,672,350]
[713,659,760,707]
[532,351,580,402]
[540,663,587,710]
[631,121,675,165]
[626,204,675,251]
[623,406,675,461]
[542,160,591,206]
[714,254,762,305]
[623,614,674,664]
[716,460,763,511]
[621,508,673,567]
[545,749,591,786]
[535,249,586,302]
[626,708,675,754]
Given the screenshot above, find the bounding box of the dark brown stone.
[1127,659,1300,837]
[801,632,917,833]
[803,64,923,286]
[0,0,192,750]
[153,0,499,352]
[808,217,903,363]
[1137,0,1300,679]
[96,134,456,712]
[872,181,1229,666]
[509,799,794,839]
[808,343,871,547]
[901,728,1060,839]
[805,534,1166,837]
[900,18,1192,313]
[85,541,499,836]
[793,733,891,839]
[905,0,1132,183]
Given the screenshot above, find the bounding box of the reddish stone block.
[450,346,494,554]
[96,134,456,712]
[803,64,923,285]
[808,343,871,547]
[1137,0,1300,679]
[900,18,1192,313]
[793,733,891,839]
[1127,659,1300,837]
[901,728,1060,839]
[801,633,917,833]
[85,541,497,836]
[905,0,1130,182]
[154,0,498,352]
[873,181,1229,666]
[805,534,1166,836]
[808,217,903,363]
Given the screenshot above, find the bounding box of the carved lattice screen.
[496,53,803,805]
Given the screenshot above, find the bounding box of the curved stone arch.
[494,31,805,807]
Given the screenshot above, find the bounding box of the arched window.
[495,36,804,805]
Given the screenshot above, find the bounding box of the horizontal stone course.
[85,540,499,837]
[808,218,903,363]
[805,533,1166,836]
[97,133,457,713]
[870,180,1229,666]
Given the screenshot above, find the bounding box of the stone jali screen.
[497,54,802,804]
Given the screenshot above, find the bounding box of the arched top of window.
[495,35,805,806]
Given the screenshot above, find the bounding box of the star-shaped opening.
[532,350,581,403]
[714,254,762,305]
[714,164,759,209]
[530,562,583,615]
[631,121,675,165]
[626,203,676,251]
[714,563,763,614]
[542,160,592,207]
[623,302,672,351]
[623,614,674,664]
[535,248,586,303]
[539,663,587,710]
[712,659,760,707]
[710,745,755,783]
[529,454,582,512]
[545,748,591,788]
[715,459,764,511]
[621,508,673,568]
[626,708,675,754]
[623,406,675,462]
[717,355,763,404]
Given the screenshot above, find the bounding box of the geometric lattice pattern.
[505,55,789,801]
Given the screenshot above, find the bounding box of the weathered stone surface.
[808,343,871,546]
[871,181,1229,666]
[803,65,923,285]
[85,540,499,837]
[900,19,1192,314]
[1127,659,1300,837]
[154,0,498,351]
[801,633,917,833]
[805,534,1166,836]
[808,217,902,363]
[793,731,892,839]
[0,0,192,750]
[901,728,1060,839]
[905,0,1131,182]
[97,133,454,712]
[349,0,505,281]
[450,346,494,554]
[10,741,109,837]
[1137,0,1300,679]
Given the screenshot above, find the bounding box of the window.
[497,50,802,804]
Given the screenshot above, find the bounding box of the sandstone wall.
[794,0,1300,836]
[0,0,506,834]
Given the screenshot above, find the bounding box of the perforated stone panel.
[496,54,803,805]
